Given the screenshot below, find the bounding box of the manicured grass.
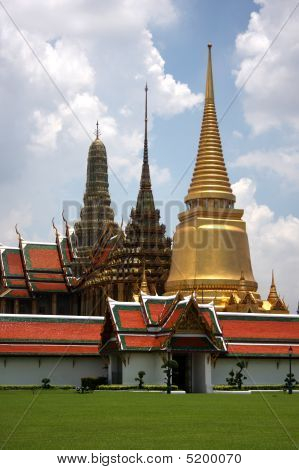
[0,390,299,449]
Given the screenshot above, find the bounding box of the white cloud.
[233,177,299,312]
[232,130,243,139]
[234,0,299,134]
[233,147,299,186]
[0,0,200,244]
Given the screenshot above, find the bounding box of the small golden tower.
[264,271,289,313]
[165,44,261,310]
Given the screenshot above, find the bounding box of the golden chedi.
[166,44,278,312]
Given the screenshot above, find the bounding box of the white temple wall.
[212,357,299,385]
[121,352,165,385]
[0,356,106,386]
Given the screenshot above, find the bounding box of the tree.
[41,378,51,389]
[226,369,236,386]
[225,361,247,390]
[284,372,297,394]
[161,359,178,394]
[235,361,247,390]
[135,371,146,389]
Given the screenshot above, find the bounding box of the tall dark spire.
[136,84,155,212]
[140,83,151,191]
[74,125,118,264]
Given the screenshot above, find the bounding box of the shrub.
[81,376,107,390]
[97,384,179,391]
[0,385,75,390]
[41,378,51,389]
[213,384,299,391]
[225,361,247,390]
[135,371,146,389]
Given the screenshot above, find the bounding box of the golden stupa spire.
[185,44,235,206]
[140,263,150,294]
[267,270,280,304]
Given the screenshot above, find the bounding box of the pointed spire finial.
[185,44,235,205]
[268,269,280,304]
[138,84,152,193]
[205,43,214,103]
[95,121,100,140]
[271,269,275,286]
[144,82,148,164]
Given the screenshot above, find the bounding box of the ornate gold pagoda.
[165,45,287,313]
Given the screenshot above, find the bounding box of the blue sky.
[0,0,299,311]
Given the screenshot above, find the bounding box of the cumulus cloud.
[0,0,201,244]
[233,147,299,186]
[234,0,299,134]
[233,178,299,312]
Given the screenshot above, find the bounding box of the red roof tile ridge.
[142,294,177,301]
[229,341,299,345]
[218,312,297,319]
[22,241,57,246]
[0,246,21,251]
[108,298,141,307]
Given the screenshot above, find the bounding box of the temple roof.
[100,294,299,356]
[0,225,76,298]
[0,314,104,355]
[101,293,226,353]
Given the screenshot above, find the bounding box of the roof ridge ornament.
[52,217,59,238]
[15,224,23,241]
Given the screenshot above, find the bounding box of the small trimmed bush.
[81,376,107,390]
[97,384,179,391]
[0,385,75,390]
[41,378,51,389]
[213,384,299,391]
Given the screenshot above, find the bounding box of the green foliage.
[76,386,91,394]
[81,376,107,390]
[225,361,247,390]
[161,359,179,394]
[0,385,74,390]
[284,372,297,394]
[41,378,51,389]
[97,384,179,391]
[214,384,299,391]
[134,371,146,389]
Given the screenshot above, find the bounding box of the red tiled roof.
[27,247,61,270]
[142,295,177,324]
[146,303,164,323]
[0,343,99,355]
[219,316,299,342]
[5,252,24,276]
[163,302,187,329]
[120,334,169,350]
[117,308,146,330]
[30,282,68,292]
[227,343,299,357]
[1,289,30,298]
[0,318,104,342]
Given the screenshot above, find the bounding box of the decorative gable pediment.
[176,307,206,333]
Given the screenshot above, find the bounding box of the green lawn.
[0,390,298,450]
